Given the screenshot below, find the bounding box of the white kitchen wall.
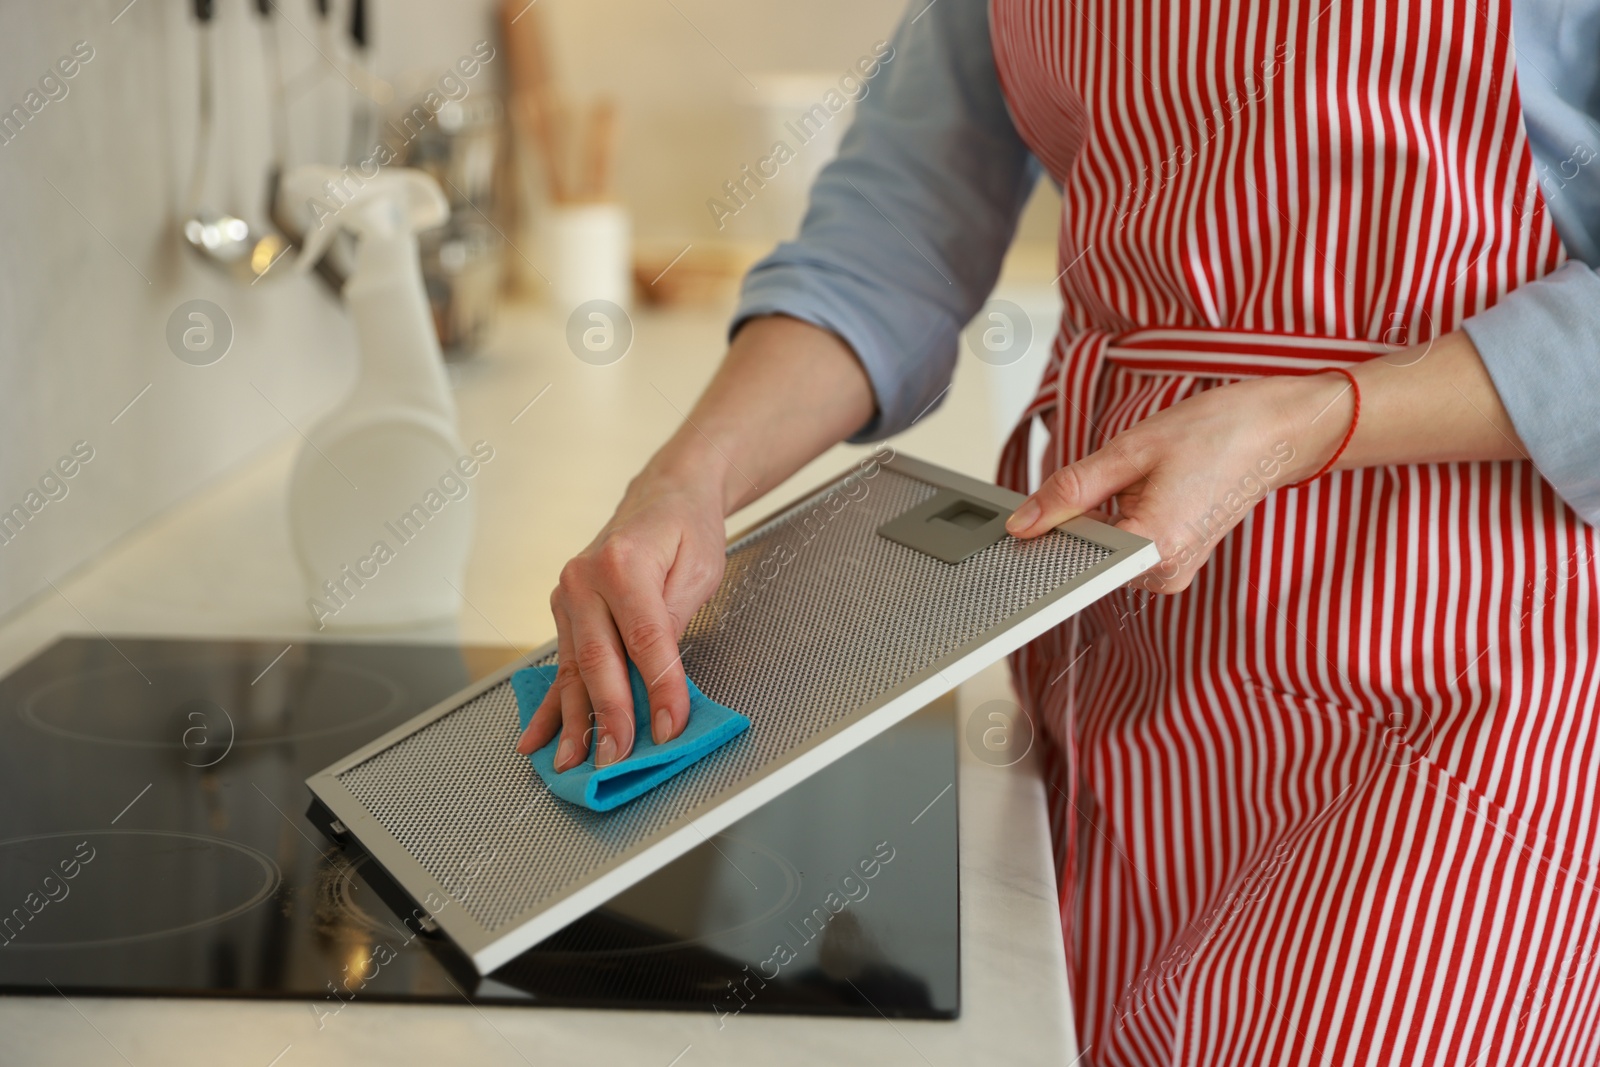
[0,0,354,619]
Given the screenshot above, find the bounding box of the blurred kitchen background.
[0,0,1062,631]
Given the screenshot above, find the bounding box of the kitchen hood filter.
[307,454,1158,974]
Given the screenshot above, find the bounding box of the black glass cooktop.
[0,637,958,1019]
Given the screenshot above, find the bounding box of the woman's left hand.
[1004,372,1355,592]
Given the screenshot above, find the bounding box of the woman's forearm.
[1331,329,1528,471]
[644,314,876,515]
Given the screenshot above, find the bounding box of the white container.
[543,201,631,313]
[280,166,476,630]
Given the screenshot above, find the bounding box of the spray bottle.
[281,165,474,629]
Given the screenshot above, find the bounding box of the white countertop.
[0,296,1078,1065]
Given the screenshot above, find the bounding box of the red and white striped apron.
[990,0,1600,1063]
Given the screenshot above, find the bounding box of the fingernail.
[595,729,618,767]
[554,737,575,771]
[1007,498,1040,533]
[515,734,534,755]
[652,708,671,745]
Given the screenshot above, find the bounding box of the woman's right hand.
[511,313,879,770]
[513,465,729,769]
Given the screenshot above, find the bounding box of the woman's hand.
[1004,371,1354,592]
[1003,331,1529,592]
[514,466,728,769]
[513,314,877,769]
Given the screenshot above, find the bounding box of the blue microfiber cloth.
[511,660,749,812]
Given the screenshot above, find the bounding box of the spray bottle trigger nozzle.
[281,165,451,273]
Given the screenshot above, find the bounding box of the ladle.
[181,0,290,284]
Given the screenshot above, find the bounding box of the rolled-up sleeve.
[1463,261,1600,525]
[731,0,1040,441]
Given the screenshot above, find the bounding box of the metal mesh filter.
[334,466,1114,938]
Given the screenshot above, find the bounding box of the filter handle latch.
[876,489,1012,564]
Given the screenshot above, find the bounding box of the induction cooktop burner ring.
[17,656,405,751]
[0,830,281,951]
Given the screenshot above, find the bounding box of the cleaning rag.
[511,660,749,812]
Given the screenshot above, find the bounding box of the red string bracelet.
[1283,366,1361,489]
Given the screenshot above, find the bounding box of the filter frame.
[305,453,1158,974]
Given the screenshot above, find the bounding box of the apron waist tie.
[1102,325,1390,376]
[1000,324,1390,496]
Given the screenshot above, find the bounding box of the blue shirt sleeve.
[730,0,1040,441]
[1461,0,1600,524]
[1463,262,1600,524]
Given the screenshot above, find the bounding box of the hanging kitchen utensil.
[258,0,290,224]
[306,453,1158,974]
[343,0,375,163]
[181,0,291,284]
[259,0,350,295]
